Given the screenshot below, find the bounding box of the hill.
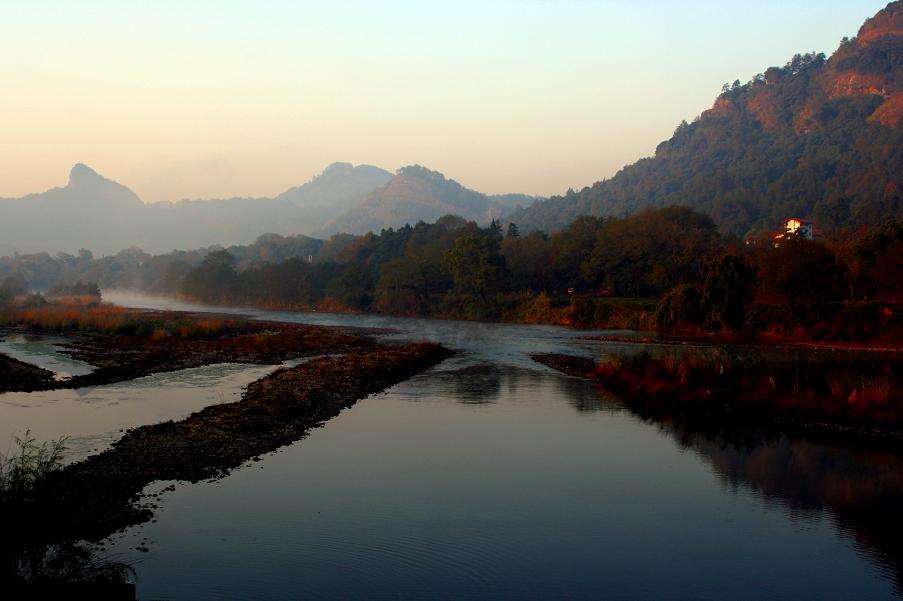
[0,162,534,254]
[276,162,392,211]
[508,1,903,237]
[322,165,539,235]
[0,163,392,255]
[0,164,145,254]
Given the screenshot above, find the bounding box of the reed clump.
[0,302,251,339]
[589,350,903,425]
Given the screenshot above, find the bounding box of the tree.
[655,284,704,329]
[444,233,508,300]
[375,257,435,315]
[182,250,239,302]
[325,264,374,309]
[757,238,847,315]
[0,276,26,306]
[702,254,757,331]
[487,219,503,241]
[506,222,520,239]
[582,207,720,297]
[501,231,554,292]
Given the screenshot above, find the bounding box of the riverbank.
[13,343,451,549]
[160,291,903,354]
[585,333,903,355]
[0,304,382,392]
[532,352,903,443]
[0,351,56,392]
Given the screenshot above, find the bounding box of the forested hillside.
[322,165,538,236]
[509,1,903,237]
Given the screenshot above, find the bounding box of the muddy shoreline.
[0,351,57,392]
[532,352,903,445]
[24,343,451,546]
[0,314,383,392]
[584,333,903,355]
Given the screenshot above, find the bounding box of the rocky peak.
[857,1,903,44]
[321,162,354,176]
[68,163,105,188]
[63,163,142,206]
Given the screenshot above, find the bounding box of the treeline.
[0,233,323,295]
[2,207,901,341]
[177,207,902,341]
[178,209,716,319]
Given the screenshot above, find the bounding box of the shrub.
[1,432,135,584]
[0,431,66,507]
[655,284,703,329]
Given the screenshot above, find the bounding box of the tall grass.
[0,302,249,339]
[1,432,135,584]
[0,430,66,506]
[591,349,903,423]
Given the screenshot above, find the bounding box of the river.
[3,290,902,600]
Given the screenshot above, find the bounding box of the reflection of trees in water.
[565,364,903,594]
[1,433,135,591]
[666,421,903,595]
[437,364,607,408]
[3,539,134,586]
[433,364,504,405]
[553,376,616,413]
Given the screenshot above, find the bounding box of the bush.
[0,431,66,507]
[1,432,135,584]
[655,284,703,329]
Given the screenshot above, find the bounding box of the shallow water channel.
[2,290,902,600]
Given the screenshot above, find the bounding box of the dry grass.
[0,302,249,339]
[598,350,903,424]
[851,376,896,408]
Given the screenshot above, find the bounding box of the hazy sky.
[0,0,890,201]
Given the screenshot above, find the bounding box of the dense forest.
[3,207,901,341]
[508,1,903,238]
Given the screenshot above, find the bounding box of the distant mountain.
[0,163,145,254]
[509,1,903,237]
[0,162,393,255]
[321,165,540,235]
[276,162,392,211]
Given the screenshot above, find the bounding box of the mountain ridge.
[321,165,538,236]
[0,162,539,255]
[508,1,903,237]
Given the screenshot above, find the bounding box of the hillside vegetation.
[509,1,903,237]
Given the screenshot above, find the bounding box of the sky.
[0,0,891,201]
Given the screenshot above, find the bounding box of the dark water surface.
[17,292,903,599]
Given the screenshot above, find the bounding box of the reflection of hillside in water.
[432,364,612,411]
[674,426,903,594]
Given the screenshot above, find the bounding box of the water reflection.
[0,334,94,380]
[649,418,903,595]
[424,363,614,412]
[0,363,280,463]
[96,291,903,599]
[429,364,503,405]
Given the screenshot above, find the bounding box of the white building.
[773,218,822,245]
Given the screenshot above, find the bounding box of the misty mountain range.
[0,162,540,256]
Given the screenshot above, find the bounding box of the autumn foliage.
[0,302,248,339]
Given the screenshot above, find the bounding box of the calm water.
[0,362,281,463]
[0,333,95,380]
[3,290,902,599]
